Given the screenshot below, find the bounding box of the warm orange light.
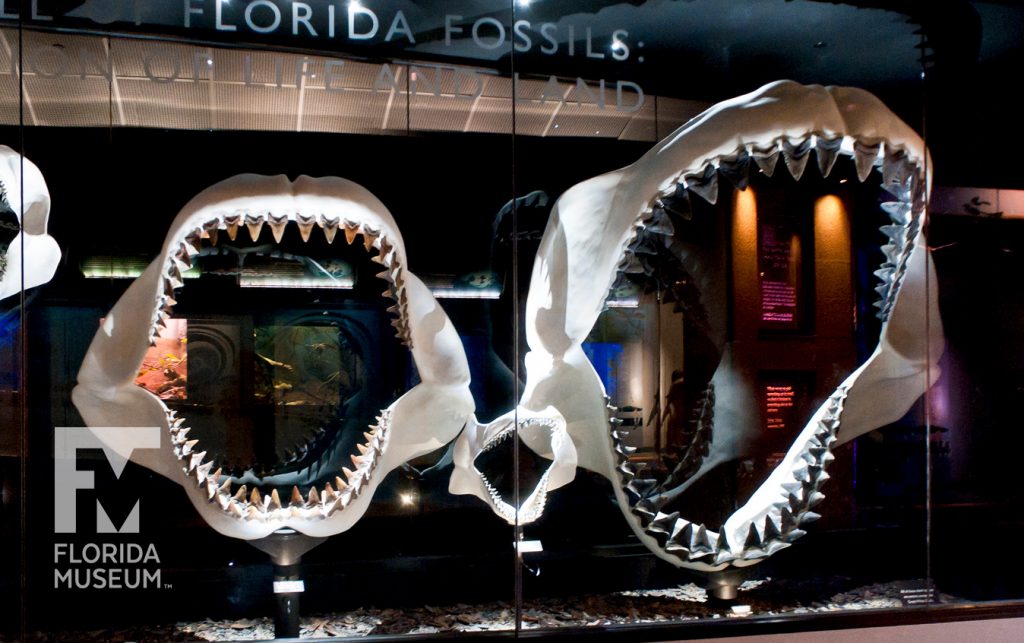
[814,194,847,239]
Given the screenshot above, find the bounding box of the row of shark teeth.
[166,407,392,521]
[149,212,412,348]
[656,384,715,492]
[475,416,564,525]
[607,385,847,567]
[623,135,925,325]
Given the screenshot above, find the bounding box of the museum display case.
[1,1,1022,640]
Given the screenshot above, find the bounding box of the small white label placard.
[273,580,305,594]
[516,539,543,553]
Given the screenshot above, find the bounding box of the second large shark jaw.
[456,80,943,571]
[72,174,474,540]
[0,145,61,301]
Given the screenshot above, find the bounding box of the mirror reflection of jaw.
[0,145,60,301]
[453,80,943,572]
[72,174,474,540]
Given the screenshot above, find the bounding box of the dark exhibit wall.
[1,1,1023,641]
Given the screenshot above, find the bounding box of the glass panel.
[14,5,518,637]
[926,2,1024,606]
[511,0,936,631]
[6,0,1024,639]
[0,79,25,640]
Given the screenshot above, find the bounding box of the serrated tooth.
[782,138,812,180]
[307,487,320,506]
[645,206,675,235]
[815,136,842,177]
[218,477,231,495]
[718,150,751,190]
[228,501,245,518]
[685,165,718,204]
[182,439,199,456]
[344,221,359,245]
[268,214,288,243]
[880,224,905,244]
[363,431,375,442]
[744,522,762,549]
[216,492,230,510]
[335,476,348,491]
[882,147,909,192]
[250,487,262,507]
[363,229,377,252]
[807,490,826,507]
[350,453,364,467]
[183,233,201,256]
[799,511,822,524]
[342,467,356,482]
[189,451,206,472]
[223,214,241,241]
[245,216,264,241]
[296,215,315,242]
[881,201,911,226]
[323,483,338,504]
[195,459,213,482]
[233,485,248,503]
[763,515,782,542]
[853,140,881,182]
[751,144,780,177]
[320,215,339,243]
[881,244,900,266]
[356,443,368,456]
[288,485,303,507]
[874,266,895,282]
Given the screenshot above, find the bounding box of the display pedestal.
[706,569,744,602]
[249,529,327,639]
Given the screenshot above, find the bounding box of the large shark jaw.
[0,145,61,301]
[480,80,944,571]
[450,406,576,525]
[72,174,474,540]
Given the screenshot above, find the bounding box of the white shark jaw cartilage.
[72,174,474,540]
[475,80,943,571]
[0,145,60,301]
[450,406,576,525]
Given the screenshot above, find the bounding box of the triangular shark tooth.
[319,215,339,244]
[342,467,356,481]
[718,150,751,190]
[182,439,199,456]
[763,514,782,542]
[644,206,676,236]
[356,443,369,456]
[684,164,718,204]
[307,487,320,506]
[189,451,206,472]
[290,486,304,507]
[751,144,780,177]
[249,487,262,507]
[233,485,248,503]
[879,224,905,244]
[646,511,679,536]
[296,215,315,242]
[882,147,910,193]
[195,459,213,483]
[744,522,762,549]
[227,501,245,518]
[815,135,843,177]
[782,137,812,181]
[335,476,348,491]
[799,511,822,524]
[874,267,895,283]
[344,220,360,245]
[362,229,377,252]
[268,214,288,243]
[245,215,265,242]
[881,201,912,226]
[223,214,241,239]
[269,489,282,511]
[853,140,881,182]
